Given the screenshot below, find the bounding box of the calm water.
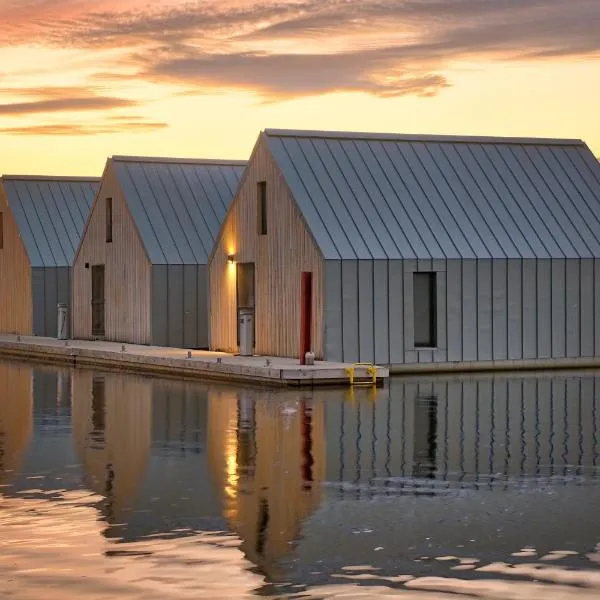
[1,361,600,599]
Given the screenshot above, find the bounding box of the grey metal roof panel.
[265,130,600,259]
[112,157,245,265]
[1,177,99,267]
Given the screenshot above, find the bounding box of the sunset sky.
[1,0,599,176]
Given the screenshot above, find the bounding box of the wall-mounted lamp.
[227,254,235,265]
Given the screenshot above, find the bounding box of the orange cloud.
[1,0,599,101]
[0,85,138,116]
[0,122,168,136]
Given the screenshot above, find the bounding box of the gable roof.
[264,129,600,260]
[1,176,100,267]
[111,156,246,265]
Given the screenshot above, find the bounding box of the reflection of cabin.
[32,369,71,435]
[325,374,600,494]
[73,377,221,542]
[72,156,246,348]
[152,381,209,454]
[207,387,325,575]
[71,371,152,518]
[125,380,223,537]
[0,362,33,484]
[0,176,99,336]
[289,375,600,588]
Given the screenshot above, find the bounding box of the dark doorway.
[236,262,255,346]
[91,265,105,338]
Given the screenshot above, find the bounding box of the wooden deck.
[0,335,389,387]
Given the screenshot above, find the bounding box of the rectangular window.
[0,212,3,249]
[257,181,267,235]
[105,198,113,243]
[413,272,437,348]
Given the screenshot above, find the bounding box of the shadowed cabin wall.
[73,164,151,344]
[0,187,32,335]
[210,139,324,358]
[324,258,600,366]
[31,266,70,338]
[151,264,209,349]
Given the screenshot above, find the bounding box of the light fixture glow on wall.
[227,254,235,265]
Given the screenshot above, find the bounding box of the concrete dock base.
[0,336,389,387]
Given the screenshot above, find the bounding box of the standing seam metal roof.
[264,129,600,260]
[1,176,100,267]
[112,157,246,265]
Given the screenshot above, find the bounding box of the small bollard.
[216,357,222,364]
[121,344,126,353]
[305,351,315,366]
[265,358,271,367]
[187,351,192,359]
[16,334,21,342]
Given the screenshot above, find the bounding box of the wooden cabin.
[0,176,99,337]
[72,156,246,348]
[209,129,600,369]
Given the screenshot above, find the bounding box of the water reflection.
[207,388,325,578]
[71,371,152,520]
[0,362,32,485]
[32,369,71,435]
[329,376,600,497]
[0,361,599,599]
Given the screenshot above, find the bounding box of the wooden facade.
[0,186,33,335]
[73,162,152,344]
[209,137,325,358]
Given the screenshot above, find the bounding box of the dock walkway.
[0,335,389,387]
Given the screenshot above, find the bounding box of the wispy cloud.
[0,97,136,115]
[0,121,168,136]
[141,48,450,99]
[0,85,137,115]
[1,0,599,100]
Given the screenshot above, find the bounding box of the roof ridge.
[111,155,247,166]
[264,128,585,147]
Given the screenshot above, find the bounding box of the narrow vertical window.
[257,181,267,235]
[0,212,3,249]
[413,272,437,348]
[105,198,113,243]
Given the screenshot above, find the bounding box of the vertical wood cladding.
[210,138,324,359]
[73,163,151,344]
[0,186,32,335]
